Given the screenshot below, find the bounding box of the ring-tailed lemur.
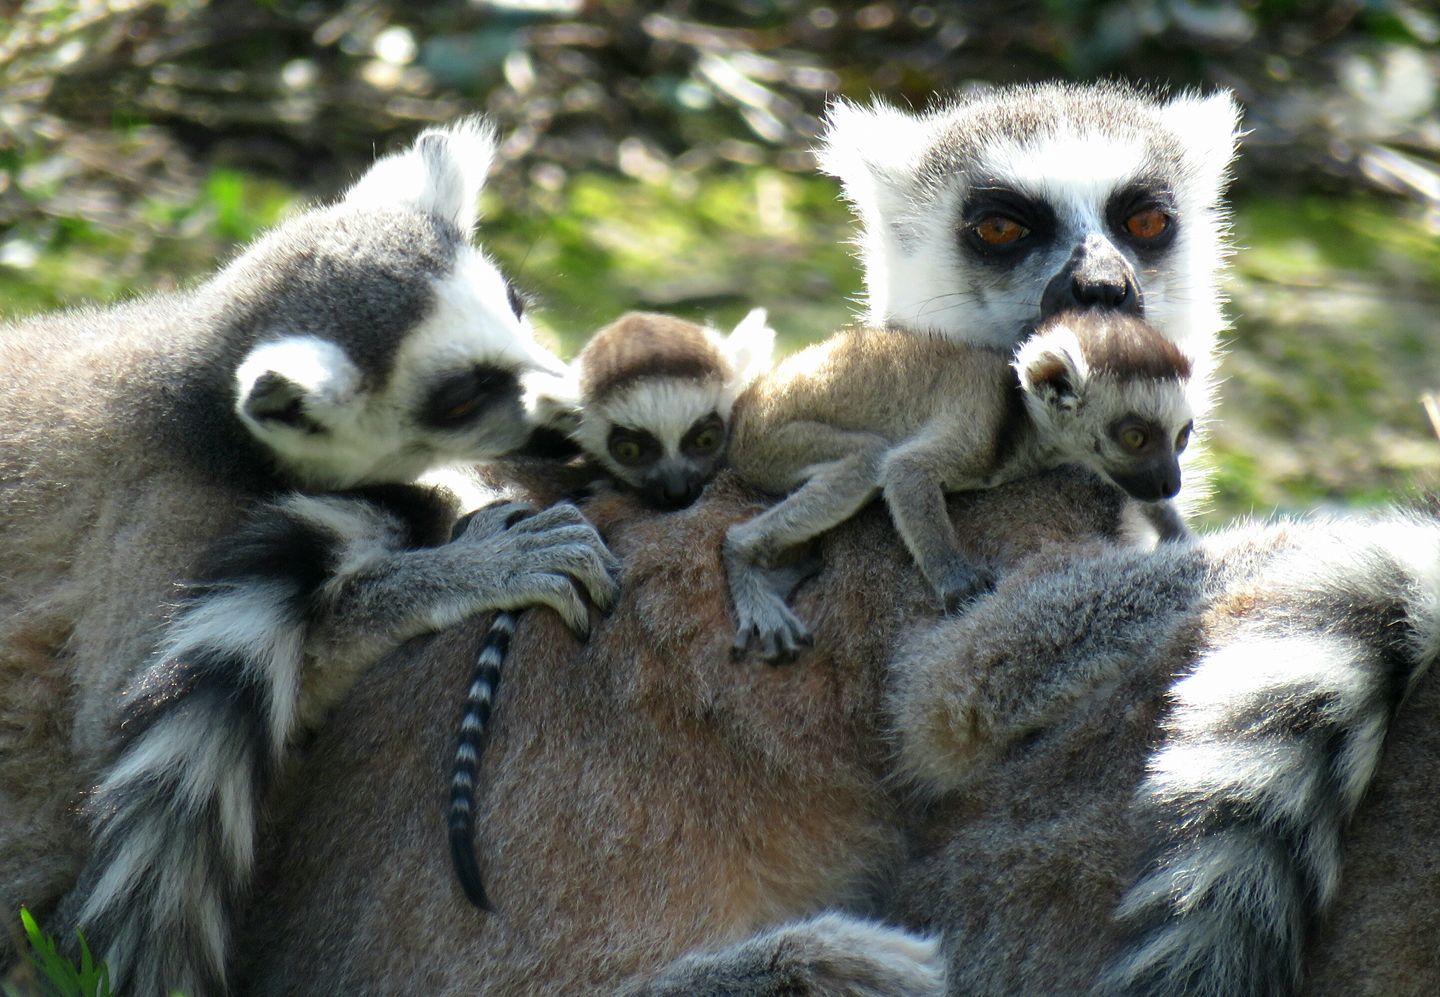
[724,311,1199,660]
[449,308,776,908]
[0,119,619,997]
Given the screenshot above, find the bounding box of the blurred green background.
[1,0,1437,522]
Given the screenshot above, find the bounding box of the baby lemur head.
[227,118,566,490]
[1015,312,1198,503]
[559,310,773,509]
[818,82,1240,365]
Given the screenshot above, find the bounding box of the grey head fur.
[818,81,1239,395]
[211,118,565,490]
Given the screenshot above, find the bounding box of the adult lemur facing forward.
[0,120,617,996]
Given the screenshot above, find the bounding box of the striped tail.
[67,498,342,997]
[66,491,440,996]
[449,609,518,909]
[1103,511,1440,997]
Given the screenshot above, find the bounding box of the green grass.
[3,908,112,997]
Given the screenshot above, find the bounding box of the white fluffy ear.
[235,335,361,430]
[521,365,583,435]
[1160,90,1242,200]
[344,117,497,237]
[720,307,776,388]
[1014,325,1090,410]
[816,99,934,226]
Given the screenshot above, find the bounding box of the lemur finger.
[509,501,588,535]
[454,501,534,543]
[535,542,621,611]
[518,572,592,639]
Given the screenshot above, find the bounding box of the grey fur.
[0,119,617,996]
[883,509,1440,995]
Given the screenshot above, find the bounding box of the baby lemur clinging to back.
[725,310,1198,659]
[449,308,775,907]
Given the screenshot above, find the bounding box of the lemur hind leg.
[724,427,888,662]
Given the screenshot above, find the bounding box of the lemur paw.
[934,561,995,614]
[732,591,813,663]
[457,502,621,637]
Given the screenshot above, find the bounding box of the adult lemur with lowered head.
[0,120,617,997]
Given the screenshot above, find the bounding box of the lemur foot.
[731,580,813,663]
[456,501,621,638]
[934,559,996,614]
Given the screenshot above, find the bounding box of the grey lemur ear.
[1014,324,1090,409]
[344,116,498,237]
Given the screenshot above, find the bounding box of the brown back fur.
[236,469,1129,994]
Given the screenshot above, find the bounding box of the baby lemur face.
[1016,311,1198,503]
[546,309,774,510]
[231,120,566,490]
[819,82,1239,362]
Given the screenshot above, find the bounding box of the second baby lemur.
[726,310,1198,660]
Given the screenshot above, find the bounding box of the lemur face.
[229,120,567,490]
[592,379,730,510]
[1015,311,1198,503]
[819,83,1239,360]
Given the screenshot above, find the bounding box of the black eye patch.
[420,365,521,430]
[958,186,1058,258]
[1106,182,1179,253]
[680,412,726,456]
[607,426,662,467]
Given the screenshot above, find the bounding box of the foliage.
[2,908,112,997]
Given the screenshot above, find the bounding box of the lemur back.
[448,308,775,908]
[0,120,619,997]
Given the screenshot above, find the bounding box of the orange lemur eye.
[1125,207,1170,240]
[972,215,1029,246]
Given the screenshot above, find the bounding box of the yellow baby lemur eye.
[1125,207,1170,240]
[612,440,642,463]
[692,429,720,451]
[973,215,1029,246]
[1121,426,1149,451]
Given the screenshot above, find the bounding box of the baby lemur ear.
[816,98,936,233]
[235,335,362,430]
[721,307,777,388]
[1157,90,1243,202]
[521,365,584,436]
[1014,326,1090,410]
[344,116,498,238]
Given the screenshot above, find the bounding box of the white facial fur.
[234,119,566,489]
[818,88,1240,393]
[574,376,727,482]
